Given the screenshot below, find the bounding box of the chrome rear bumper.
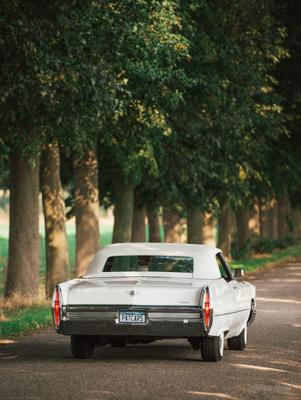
[56,305,205,338]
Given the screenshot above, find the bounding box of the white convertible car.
[52,243,256,362]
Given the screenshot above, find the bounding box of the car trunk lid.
[68,276,203,306]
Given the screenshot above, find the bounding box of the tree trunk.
[147,207,161,242]
[201,213,216,246]
[187,206,202,244]
[259,199,269,239]
[235,207,250,251]
[163,208,183,243]
[5,152,40,298]
[41,142,69,297]
[277,195,290,240]
[248,202,260,236]
[292,208,301,240]
[217,202,233,259]
[268,198,278,240]
[132,191,146,242]
[112,177,134,243]
[73,148,100,276]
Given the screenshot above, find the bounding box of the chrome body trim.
[66,304,201,321]
[58,304,205,337]
[67,304,200,312]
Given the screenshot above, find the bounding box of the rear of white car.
[52,243,256,361]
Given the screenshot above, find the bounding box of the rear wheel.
[71,335,94,359]
[201,333,224,362]
[227,325,247,350]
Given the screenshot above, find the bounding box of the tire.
[201,334,224,362]
[227,326,247,350]
[71,335,94,359]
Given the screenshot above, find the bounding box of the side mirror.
[233,268,244,278]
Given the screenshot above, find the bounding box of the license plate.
[119,311,146,324]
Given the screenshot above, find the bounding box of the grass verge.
[0,305,52,339]
[232,244,301,272]
[0,293,52,339]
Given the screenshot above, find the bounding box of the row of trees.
[1,1,300,299]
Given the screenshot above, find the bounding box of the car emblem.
[126,289,140,297]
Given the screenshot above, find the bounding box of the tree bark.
[187,206,202,244]
[163,208,183,243]
[112,177,134,243]
[5,152,40,298]
[259,199,269,239]
[235,207,250,251]
[292,208,301,240]
[201,213,216,246]
[73,147,100,276]
[147,207,161,242]
[217,202,233,258]
[277,195,290,240]
[41,142,69,297]
[248,202,260,236]
[268,198,278,240]
[132,190,146,242]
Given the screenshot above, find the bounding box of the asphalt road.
[1,261,301,400]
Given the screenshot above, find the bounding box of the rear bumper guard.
[55,305,206,338]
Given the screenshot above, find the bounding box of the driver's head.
[138,256,151,265]
[137,256,151,270]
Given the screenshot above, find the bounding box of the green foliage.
[1,1,300,266]
[0,1,115,157]
[269,0,301,205]
[95,1,190,205]
[1,0,296,212]
[132,0,287,214]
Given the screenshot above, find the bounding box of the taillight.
[52,286,61,329]
[200,287,213,333]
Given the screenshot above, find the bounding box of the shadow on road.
[0,337,212,364]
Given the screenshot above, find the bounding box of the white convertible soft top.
[84,243,222,280]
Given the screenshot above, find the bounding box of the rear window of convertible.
[103,255,193,273]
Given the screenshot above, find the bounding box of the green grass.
[0,306,52,338]
[231,244,301,272]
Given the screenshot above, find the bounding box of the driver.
[137,256,151,271]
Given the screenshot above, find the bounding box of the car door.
[216,253,241,309]
[217,253,250,333]
[215,253,238,326]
